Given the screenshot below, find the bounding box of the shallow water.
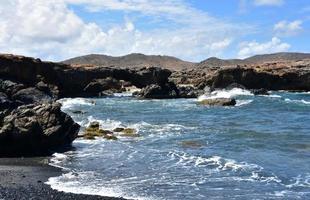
[47,90,310,200]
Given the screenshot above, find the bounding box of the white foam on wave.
[197,88,253,102]
[46,172,156,200]
[85,116,122,130]
[284,98,310,105]
[167,151,281,184]
[236,100,253,107]
[285,174,310,188]
[57,98,95,110]
[168,151,258,171]
[49,153,71,170]
[113,92,133,97]
[259,94,282,98]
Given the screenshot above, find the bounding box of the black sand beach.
[0,157,127,200]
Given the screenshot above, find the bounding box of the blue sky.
[0,0,309,62]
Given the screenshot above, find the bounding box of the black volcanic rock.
[0,102,80,157]
[83,77,122,96]
[0,92,14,110]
[12,87,52,105]
[210,66,310,91]
[138,82,178,99]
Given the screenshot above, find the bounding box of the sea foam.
[197,88,253,102]
[57,98,95,110]
[46,172,156,200]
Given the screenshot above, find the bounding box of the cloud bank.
[0,0,253,61]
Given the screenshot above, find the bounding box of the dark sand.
[0,157,127,200]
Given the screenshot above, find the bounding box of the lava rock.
[12,87,52,105]
[138,82,178,99]
[83,77,122,96]
[177,86,200,98]
[0,92,14,110]
[0,102,80,157]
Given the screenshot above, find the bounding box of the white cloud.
[274,20,303,36]
[238,37,290,58]
[0,0,252,62]
[254,0,284,6]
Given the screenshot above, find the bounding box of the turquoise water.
[47,89,310,200]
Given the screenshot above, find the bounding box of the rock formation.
[0,103,79,157]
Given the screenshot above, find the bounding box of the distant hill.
[62,52,310,71]
[196,57,247,68]
[62,53,195,71]
[197,52,310,68]
[245,52,310,63]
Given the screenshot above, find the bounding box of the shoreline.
[0,157,127,200]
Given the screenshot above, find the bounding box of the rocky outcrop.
[209,66,310,91]
[198,98,236,106]
[0,103,79,157]
[177,86,203,98]
[83,77,123,96]
[12,87,52,105]
[137,82,178,99]
[0,54,173,98]
[171,60,310,92]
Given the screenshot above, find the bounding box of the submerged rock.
[180,140,203,148]
[199,98,236,106]
[0,102,80,157]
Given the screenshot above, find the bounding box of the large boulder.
[177,86,203,98]
[138,82,178,99]
[0,102,80,157]
[198,98,236,106]
[83,77,122,96]
[131,67,172,87]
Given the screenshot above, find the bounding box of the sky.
[0,0,309,62]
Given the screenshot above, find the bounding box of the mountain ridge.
[62,52,310,71]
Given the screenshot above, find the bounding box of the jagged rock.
[0,92,14,110]
[177,86,202,98]
[199,98,236,106]
[0,79,25,96]
[83,77,122,96]
[0,103,80,157]
[12,87,52,105]
[138,82,178,99]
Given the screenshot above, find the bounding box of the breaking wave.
[197,88,253,102]
[57,98,95,109]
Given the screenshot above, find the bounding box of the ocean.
[46,89,310,200]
